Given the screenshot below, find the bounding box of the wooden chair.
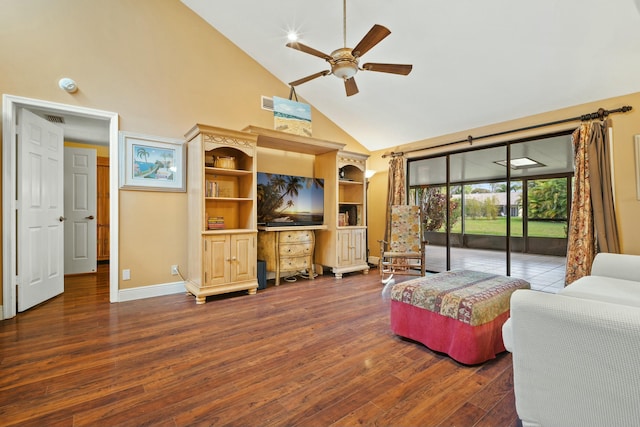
[378,205,426,283]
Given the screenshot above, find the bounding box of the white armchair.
[503,253,640,427]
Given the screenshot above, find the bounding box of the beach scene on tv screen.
[257,173,324,225]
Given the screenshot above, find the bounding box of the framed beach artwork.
[119,131,186,192]
[273,96,312,137]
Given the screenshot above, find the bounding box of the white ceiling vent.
[261,96,274,111]
[44,114,65,124]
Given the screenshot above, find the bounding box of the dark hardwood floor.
[0,265,518,426]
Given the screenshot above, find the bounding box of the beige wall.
[367,92,640,257]
[0,0,367,300]
[256,147,316,176]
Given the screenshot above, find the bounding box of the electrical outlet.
[122,269,131,280]
[171,265,179,276]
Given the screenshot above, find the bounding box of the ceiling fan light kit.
[331,48,359,79]
[286,0,412,96]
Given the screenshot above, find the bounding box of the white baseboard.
[0,305,3,320]
[118,281,186,302]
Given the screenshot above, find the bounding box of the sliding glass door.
[408,156,448,272]
[449,146,508,275]
[408,132,573,284]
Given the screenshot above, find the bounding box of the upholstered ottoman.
[390,270,530,364]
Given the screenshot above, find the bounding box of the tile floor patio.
[423,246,567,293]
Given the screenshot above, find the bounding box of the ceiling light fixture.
[494,157,545,169]
[331,48,359,79]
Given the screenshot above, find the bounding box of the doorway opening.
[2,95,119,319]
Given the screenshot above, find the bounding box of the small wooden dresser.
[257,227,324,286]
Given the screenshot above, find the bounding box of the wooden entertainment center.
[184,124,369,303]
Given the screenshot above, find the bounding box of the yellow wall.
[0,0,367,299]
[256,147,316,176]
[367,92,640,256]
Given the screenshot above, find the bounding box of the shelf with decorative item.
[205,168,253,199]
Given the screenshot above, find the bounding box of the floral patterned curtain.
[565,121,620,285]
[384,155,406,243]
[566,123,595,285]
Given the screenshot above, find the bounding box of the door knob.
[85,215,95,220]
[59,216,66,222]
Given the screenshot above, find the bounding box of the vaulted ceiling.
[181,0,640,152]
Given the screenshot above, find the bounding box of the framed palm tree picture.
[119,131,186,192]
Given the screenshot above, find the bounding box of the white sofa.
[503,253,640,427]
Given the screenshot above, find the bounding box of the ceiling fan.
[286,0,413,97]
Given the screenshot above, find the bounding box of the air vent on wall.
[261,96,274,111]
[44,114,65,124]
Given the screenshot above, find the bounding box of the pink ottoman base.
[391,300,510,365]
[389,270,529,365]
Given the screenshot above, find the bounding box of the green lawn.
[446,217,567,238]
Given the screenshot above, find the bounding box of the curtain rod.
[382,105,633,158]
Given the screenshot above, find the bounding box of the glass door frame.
[407,130,573,276]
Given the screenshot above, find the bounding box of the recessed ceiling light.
[494,157,545,169]
[287,31,298,42]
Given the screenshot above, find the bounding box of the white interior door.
[64,147,97,274]
[18,109,65,311]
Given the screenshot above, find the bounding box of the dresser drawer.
[279,243,312,257]
[279,230,314,243]
[280,256,310,271]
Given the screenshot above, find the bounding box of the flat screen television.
[257,172,324,227]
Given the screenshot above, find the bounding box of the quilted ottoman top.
[391,270,530,326]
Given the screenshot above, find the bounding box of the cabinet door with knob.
[337,228,366,268]
[229,233,255,283]
[203,233,256,287]
[203,233,256,288]
[203,234,230,286]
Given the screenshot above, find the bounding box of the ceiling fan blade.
[362,63,413,75]
[344,77,359,96]
[351,24,391,58]
[289,70,330,87]
[286,42,333,61]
